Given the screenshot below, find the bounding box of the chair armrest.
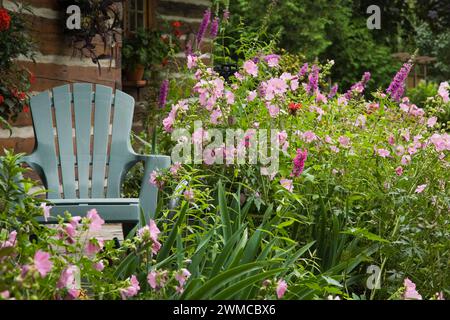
[138,155,171,222]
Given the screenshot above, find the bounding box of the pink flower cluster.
[120,275,141,299]
[403,278,422,300]
[174,268,191,294]
[429,133,450,152]
[162,100,188,133]
[57,265,80,299]
[291,148,308,177]
[438,81,449,103]
[399,97,425,118]
[147,270,169,290]
[137,219,162,255]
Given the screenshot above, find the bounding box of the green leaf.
[212,268,285,299]
[209,225,246,277]
[113,252,139,279]
[157,201,188,262]
[185,262,269,300]
[342,228,390,243]
[218,180,232,243]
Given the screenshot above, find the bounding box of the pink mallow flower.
[170,162,182,175]
[210,108,222,124]
[120,275,140,300]
[85,237,104,256]
[376,148,390,158]
[57,265,80,299]
[162,110,176,133]
[395,166,403,176]
[427,116,437,128]
[187,55,198,69]
[438,81,449,103]
[264,54,280,67]
[401,155,411,165]
[175,268,191,287]
[415,184,427,194]
[429,133,450,152]
[40,203,52,222]
[280,179,293,193]
[1,230,17,248]
[147,271,158,289]
[276,279,287,299]
[243,60,258,77]
[183,189,194,202]
[34,250,53,277]
[403,278,422,300]
[147,270,168,289]
[149,170,164,189]
[302,131,317,143]
[138,219,160,242]
[267,104,280,118]
[338,136,351,147]
[263,78,288,101]
[138,220,161,255]
[247,90,257,102]
[94,261,105,271]
[86,209,105,232]
[225,90,235,104]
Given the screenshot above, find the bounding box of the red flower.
[288,102,302,115]
[161,57,169,67]
[23,105,30,113]
[12,89,26,100]
[174,29,182,38]
[0,95,4,105]
[0,8,11,31]
[172,21,182,28]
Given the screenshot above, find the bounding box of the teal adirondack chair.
[23,83,170,236]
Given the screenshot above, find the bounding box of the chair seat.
[43,198,141,223]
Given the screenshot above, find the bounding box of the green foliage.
[0,3,35,70]
[0,2,35,122]
[226,0,400,91]
[415,22,450,83]
[406,81,438,107]
[122,28,177,71]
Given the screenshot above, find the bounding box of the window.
[124,0,156,34]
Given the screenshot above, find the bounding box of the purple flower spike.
[306,65,319,95]
[386,63,413,102]
[298,63,308,78]
[196,9,211,47]
[210,17,219,38]
[158,80,169,108]
[344,71,371,100]
[328,84,338,98]
[223,9,230,22]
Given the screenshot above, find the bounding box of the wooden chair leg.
[122,222,137,239]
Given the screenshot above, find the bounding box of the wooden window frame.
[123,0,156,35]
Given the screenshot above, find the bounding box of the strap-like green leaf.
[157,201,188,262]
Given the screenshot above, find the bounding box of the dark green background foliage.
[225,0,449,91]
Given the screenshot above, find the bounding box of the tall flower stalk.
[386,61,413,102]
[196,9,211,48]
[158,80,169,108]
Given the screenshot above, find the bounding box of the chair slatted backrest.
[25,83,138,199]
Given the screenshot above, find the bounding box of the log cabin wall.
[0,0,211,155]
[0,0,122,156]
